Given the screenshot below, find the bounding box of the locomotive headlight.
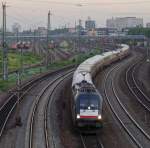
[98,115,102,120]
[77,114,80,119]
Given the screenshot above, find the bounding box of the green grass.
[0,48,102,92]
[0,49,42,73]
[0,77,16,92]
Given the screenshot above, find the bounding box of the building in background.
[85,17,96,31]
[96,28,118,36]
[87,29,97,37]
[68,28,76,33]
[106,17,143,31]
[37,27,47,36]
[146,23,150,28]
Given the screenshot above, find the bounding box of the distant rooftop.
[111,17,142,19]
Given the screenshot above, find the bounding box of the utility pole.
[38,31,41,55]
[74,20,77,51]
[75,21,77,33]
[16,29,19,43]
[20,43,23,73]
[2,2,8,80]
[146,38,150,62]
[78,19,82,52]
[33,30,36,54]
[46,10,51,68]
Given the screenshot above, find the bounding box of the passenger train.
[71,44,129,131]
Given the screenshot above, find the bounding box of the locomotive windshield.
[78,94,100,110]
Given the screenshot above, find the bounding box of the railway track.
[80,134,104,148]
[0,65,74,141]
[126,59,150,112]
[27,69,74,148]
[104,60,150,148]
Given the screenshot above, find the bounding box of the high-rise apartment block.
[106,17,143,31]
[85,17,96,30]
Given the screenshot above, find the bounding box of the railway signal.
[17,42,24,73]
[9,71,23,126]
[15,71,22,126]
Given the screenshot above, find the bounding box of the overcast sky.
[1,0,150,30]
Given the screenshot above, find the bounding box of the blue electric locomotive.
[72,80,103,129]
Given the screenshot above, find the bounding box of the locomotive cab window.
[78,94,100,110]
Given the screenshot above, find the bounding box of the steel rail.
[126,60,150,112]
[47,70,75,148]
[80,134,87,148]
[44,70,74,148]
[104,64,143,148]
[112,78,150,140]
[80,134,104,148]
[28,69,74,148]
[0,74,45,138]
[132,61,150,102]
[0,65,75,139]
[95,135,104,148]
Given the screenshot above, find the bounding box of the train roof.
[72,72,93,87]
[79,86,96,93]
[72,44,129,87]
[75,44,128,73]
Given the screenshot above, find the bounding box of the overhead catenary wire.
[6,14,46,30]
[2,0,150,31]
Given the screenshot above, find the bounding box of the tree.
[128,27,150,38]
